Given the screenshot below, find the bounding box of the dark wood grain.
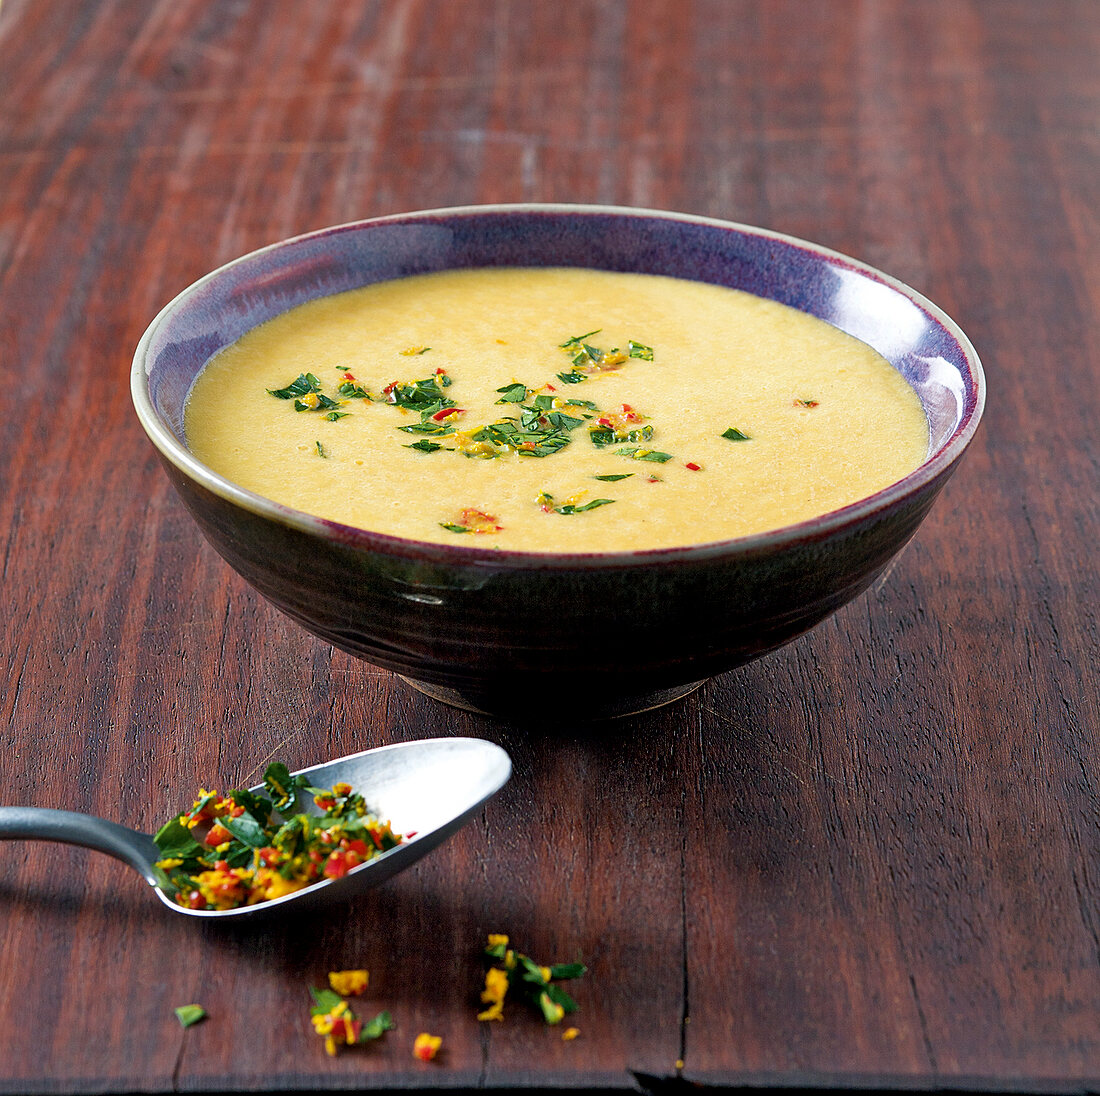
[1,0,1097,1091]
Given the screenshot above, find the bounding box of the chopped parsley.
[537,491,615,515]
[268,373,322,400]
[558,329,602,349]
[338,381,371,399]
[405,439,447,453]
[555,370,589,385]
[593,473,634,482]
[627,340,654,360]
[384,376,454,413]
[588,424,653,448]
[323,411,350,421]
[495,382,530,404]
[721,427,751,441]
[315,441,327,458]
[614,446,673,463]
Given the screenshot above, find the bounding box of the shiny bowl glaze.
[131,205,984,717]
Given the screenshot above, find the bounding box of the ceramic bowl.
[131,205,984,718]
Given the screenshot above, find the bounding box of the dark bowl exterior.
[133,205,984,715]
[161,456,946,713]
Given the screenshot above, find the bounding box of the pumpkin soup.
[184,267,928,551]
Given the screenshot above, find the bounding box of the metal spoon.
[0,737,511,920]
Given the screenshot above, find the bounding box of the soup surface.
[185,267,928,552]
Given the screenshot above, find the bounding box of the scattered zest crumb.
[413,1032,443,1061]
[328,969,369,996]
[562,1026,580,1041]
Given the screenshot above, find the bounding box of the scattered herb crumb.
[721,426,751,441]
[174,1004,206,1028]
[310,986,393,1057]
[315,441,327,458]
[478,933,586,1025]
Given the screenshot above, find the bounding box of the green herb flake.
[559,329,601,349]
[406,439,447,453]
[315,441,327,458]
[494,382,529,404]
[555,371,588,385]
[439,522,472,534]
[309,987,345,1016]
[337,381,371,399]
[268,373,322,400]
[323,411,350,421]
[593,473,634,482]
[262,762,304,813]
[560,498,614,514]
[361,1010,396,1039]
[589,424,653,448]
[627,340,654,360]
[174,1004,207,1029]
[721,427,751,441]
[153,818,205,861]
[537,492,615,515]
[614,447,673,463]
[221,812,268,848]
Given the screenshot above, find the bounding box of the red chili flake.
[685,462,702,471]
[204,824,230,847]
[431,407,463,421]
[545,383,556,391]
[324,850,352,879]
[795,398,819,408]
[342,371,356,380]
[647,475,662,483]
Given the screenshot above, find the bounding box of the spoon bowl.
[0,737,512,920]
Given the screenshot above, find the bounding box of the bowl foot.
[397,676,706,720]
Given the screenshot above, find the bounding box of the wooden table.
[1,1,1097,1091]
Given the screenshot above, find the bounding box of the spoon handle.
[0,807,160,886]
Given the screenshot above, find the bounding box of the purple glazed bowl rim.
[131,203,986,569]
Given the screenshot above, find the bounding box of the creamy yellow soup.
[185,267,928,552]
